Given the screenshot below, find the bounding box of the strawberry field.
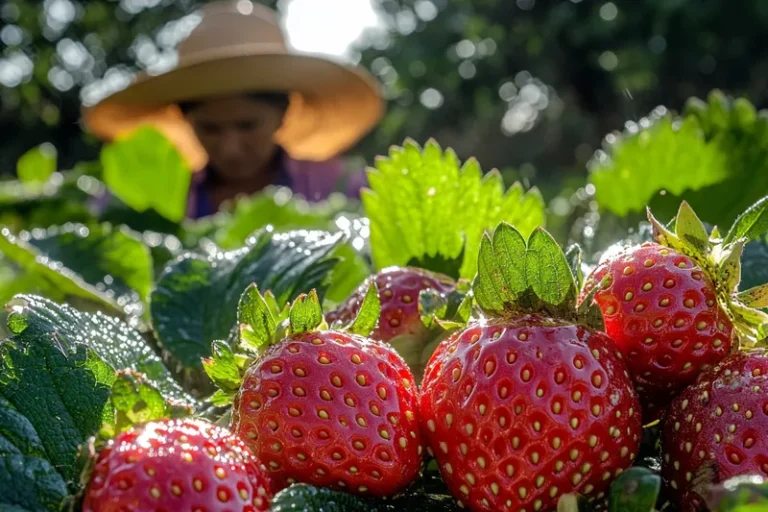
[4,91,768,512]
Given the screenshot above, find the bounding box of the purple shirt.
[187,151,368,219]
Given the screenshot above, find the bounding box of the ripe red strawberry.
[419,222,644,511]
[420,316,642,511]
[83,418,273,512]
[231,288,423,497]
[580,242,733,418]
[579,202,768,423]
[327,266,456,380]
[661,350,768,511]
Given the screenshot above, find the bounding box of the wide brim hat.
[81,0,385,170]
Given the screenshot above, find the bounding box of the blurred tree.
[2,0,768,203]
[353,0,768,197]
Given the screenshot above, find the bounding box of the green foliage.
[100,127,191,223]
[289,290,324,334]
[347,283,381,336]
[474,223,580,320]
[363,139,545,279]
[608,467,661,512]
[16,143,57,184]
[211,187,356,249]
[706,475,768,511]
[201,341,241,406]
[237,284,281,352]
[0,295,192,510]
[150,229,342,368]
[0,224,153,318]
[590,92,768,228]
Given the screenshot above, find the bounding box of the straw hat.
[81,0,384,170]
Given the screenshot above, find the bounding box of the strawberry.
[661,350,768,511]
[327,266,456,381]
[420,223,642,511]
[82,418,273,512]
[580,242,732,418]
[580,202,768,422]
[229,286,423,497]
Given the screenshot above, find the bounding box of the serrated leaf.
[151,229,342,368]
[719,239,746,294]
[202,341,241,393]
[675,201,711,254]
[348,283,380,336]
[0,295,193,510]
[16,143,57,184]
[608,466,661,512]
[364,139,545,279]
[100,126,191,222]
[591,93,768,229]
[238,284,277,351]
[289,290,323,334]
[525,228,578,312]
[738,283,768,309]
[0,224,153,318]
[725,195,768,245]
[406,239,466,280]
[589,113,728,217]
[731,302,768,343]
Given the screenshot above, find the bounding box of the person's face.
[185,95,285,180]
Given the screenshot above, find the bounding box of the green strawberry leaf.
[474,223,577,319]
[210,186,352,249]
[289,290,324,334]
[202,341,241,395]
[589,111,728,218]
[151,229,342,368]
[525,228,578,311]
[608,466,661,512]
[108,369,189,437]
[363,138,545,280]
[474,223,528,314]
[718,239,746,295]
[348,283,380,336]
[324,242,371,306]
[725,195,768,245]
[705,475,768,511]
[675,200,711,255]
[737,283,768,309]
[419,283,472,332]
[590,92,768,229]
[17,143,57,184]
[100,126,191,223]
[237,284,278,352]
[0,224,153,319]
[406,239,466,280]
[0,294,193,510]
[565,244,584,291]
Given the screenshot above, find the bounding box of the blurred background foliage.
[2,0,768,256]
[4,0,768,193]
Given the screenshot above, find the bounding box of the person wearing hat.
[82,0,384,218]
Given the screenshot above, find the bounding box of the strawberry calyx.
[646,200,768,348]
[204,282,382,405]
[472,222,603,328]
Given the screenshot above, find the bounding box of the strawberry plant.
[4,92,768,511]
